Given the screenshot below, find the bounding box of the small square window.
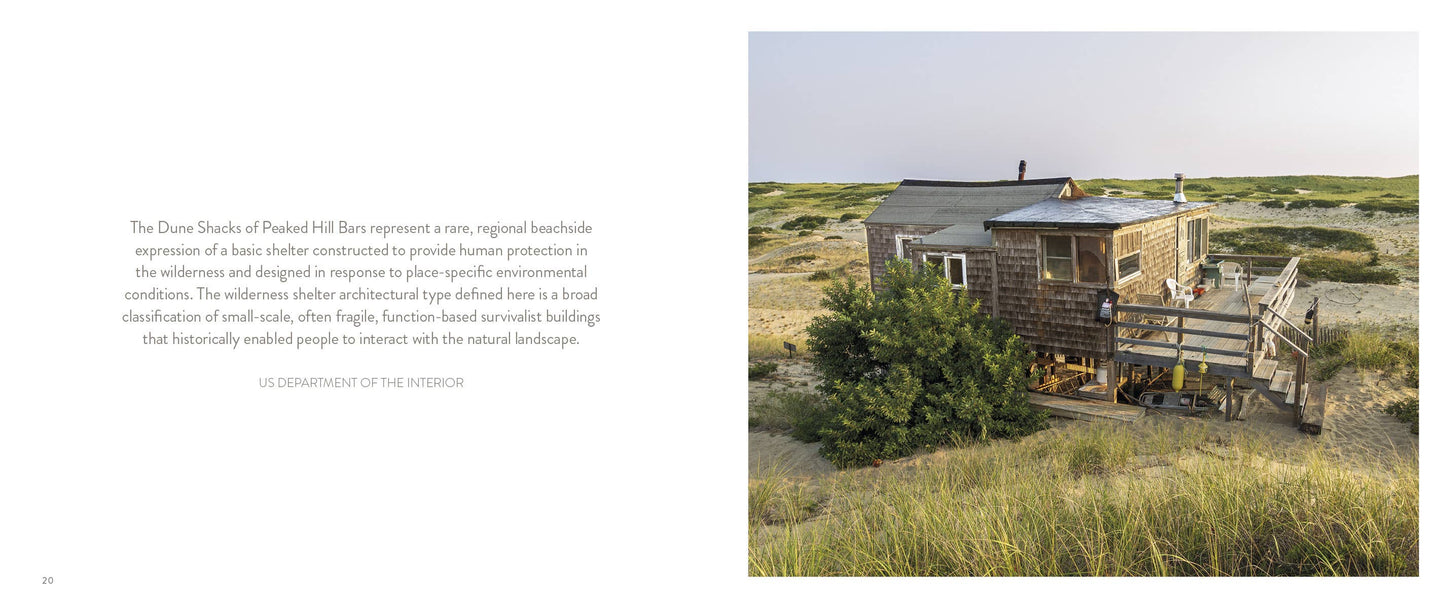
[1041,235,1074,281]
[1118,252,1141,279]
[946,256,966,288]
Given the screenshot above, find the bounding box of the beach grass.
[749,422,1418,576]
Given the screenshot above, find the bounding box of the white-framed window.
[1185,217,1207,262]
[1115,230,1142,284]
[1040,234,1109,285]
[922,252,967,289]
[1041,235,1074,281]
[945,254,967,289]
[895,234,923,264]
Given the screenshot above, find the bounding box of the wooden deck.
[1028,392,1146,423]
[1113,260,1300,380]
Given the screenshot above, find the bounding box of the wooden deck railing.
[1111,256,1303,386]
[1112,304,1253,361]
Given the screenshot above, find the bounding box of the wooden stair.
[1268,369,1292,393]
[1299,384,1328,435]
[1252,358,1279,381]
[1246,359,1326,432]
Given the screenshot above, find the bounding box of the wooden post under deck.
[1107,359,1118,403]
[1226,377,1236,421]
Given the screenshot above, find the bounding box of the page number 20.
[42,577,53,584]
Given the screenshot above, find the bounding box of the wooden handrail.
[1114,304,1251,324]
[1257,257,1301,311]
[1112,322,1249,341]
[1260,304,1312,342]
[1208,253,1296,262]
[1258,322,1307,357]
[1114,337,1249,359]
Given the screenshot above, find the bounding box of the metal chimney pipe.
[1174,173,1187,203]
[1018,160,1027,181]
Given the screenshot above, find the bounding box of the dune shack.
[864,163,1323,431]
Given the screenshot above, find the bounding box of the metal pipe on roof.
[1018,160,1027,181]
[1174,173,1187,204]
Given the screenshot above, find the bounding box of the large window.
[1041,234,1108,284]
[1186,217,1207,262]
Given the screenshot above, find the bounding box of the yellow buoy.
[1172,362,1185,391]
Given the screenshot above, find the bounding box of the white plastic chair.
[1165,278,1194,308]
[1218,261,1243,291]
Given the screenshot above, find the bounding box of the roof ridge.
[899,177,1072,188]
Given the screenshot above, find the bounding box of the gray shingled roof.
[914,224,992,247]
[984,197,1216,229]
[863,178,1070,226]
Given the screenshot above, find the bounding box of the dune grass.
[749,423,1418,576]
[749,177,1417,230]
[748,182,897,221]
[1308,322,1418,385]
[749,333,805,360]
[1077,175,1418,203]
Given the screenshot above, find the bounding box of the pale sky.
[749,32,1418,182]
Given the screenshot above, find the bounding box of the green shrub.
[749,235,767,249]
[1259,200,1286,209]
[808,269,838,281]
[784,254,818,264]
[780,215,829,230]
[1258,184,1297,195]
[1183,183,1215,192]
[749,361,779,380]
[838,212,863,221]
[1299,258,1399,285]
[797,230,813,237]
[824,235,843,240]
[1385,398,1419,434]
[750,391,834,443]
[1211,226,1376,255]
[804,259,1048,468]
[1290,198,1348,209]
[1355,200,1419,214]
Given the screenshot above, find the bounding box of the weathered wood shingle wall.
[864,223,945,289]
[908,245,997,317]
[991,228,1112,360]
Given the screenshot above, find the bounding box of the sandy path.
[749,432,835,478]
[1285,281,1419,327]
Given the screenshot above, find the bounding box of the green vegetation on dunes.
[1212,226,1376,254]
[749,422,1418,576]
[1077,175,1417,202]
[749,177,1417,224]
[1211,226,1401,284]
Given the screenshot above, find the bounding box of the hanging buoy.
[1172,351,1185,391]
